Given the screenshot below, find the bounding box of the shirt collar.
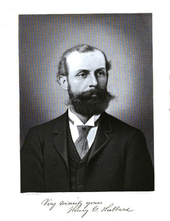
[68,106,101,126]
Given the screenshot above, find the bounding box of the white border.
[1,1,170,220]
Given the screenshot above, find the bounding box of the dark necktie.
[75,126,92,159]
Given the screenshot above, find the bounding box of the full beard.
[68,87,115,117]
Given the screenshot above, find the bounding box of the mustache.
[70,88,115,101]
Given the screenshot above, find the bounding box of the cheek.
[98,78,108,88]
[68,79,84,93]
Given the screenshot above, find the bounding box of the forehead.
[66,50,106,72]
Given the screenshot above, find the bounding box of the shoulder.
[101,112,145,138]
[37,112,67,128]
[101,112,134,129]
[101,112,148,153]
[25,112,68,140]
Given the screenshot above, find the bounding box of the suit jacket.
[21,111,154,192]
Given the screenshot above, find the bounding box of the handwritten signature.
[41,198,133,218]
[67,202,133,218]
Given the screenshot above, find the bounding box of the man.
[21,44,154,192]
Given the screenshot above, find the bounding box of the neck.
[70,105,92,124]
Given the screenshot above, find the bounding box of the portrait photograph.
[20,14,154,193]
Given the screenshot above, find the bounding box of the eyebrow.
[95,68,105,72]
[76,69,89,73]
[76,67,106,73]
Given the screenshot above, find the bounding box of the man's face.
[60,49,114,116]
[66,50,108,94]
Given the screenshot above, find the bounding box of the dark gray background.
[19,14,153,162]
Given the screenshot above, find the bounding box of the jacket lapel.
[88,112,115,163]
[52,111,115,168]
[52,112,69,170]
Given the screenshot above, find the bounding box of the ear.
[58,75,68,91]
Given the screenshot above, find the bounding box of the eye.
[77,71,88,78]
[96,70,106,77]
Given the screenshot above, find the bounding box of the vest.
[67,126,91,192]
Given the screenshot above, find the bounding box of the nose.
[89,73,98,88]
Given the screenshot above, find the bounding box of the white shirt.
[68,107,100,148]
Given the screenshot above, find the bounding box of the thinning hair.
[57,44,111,83]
